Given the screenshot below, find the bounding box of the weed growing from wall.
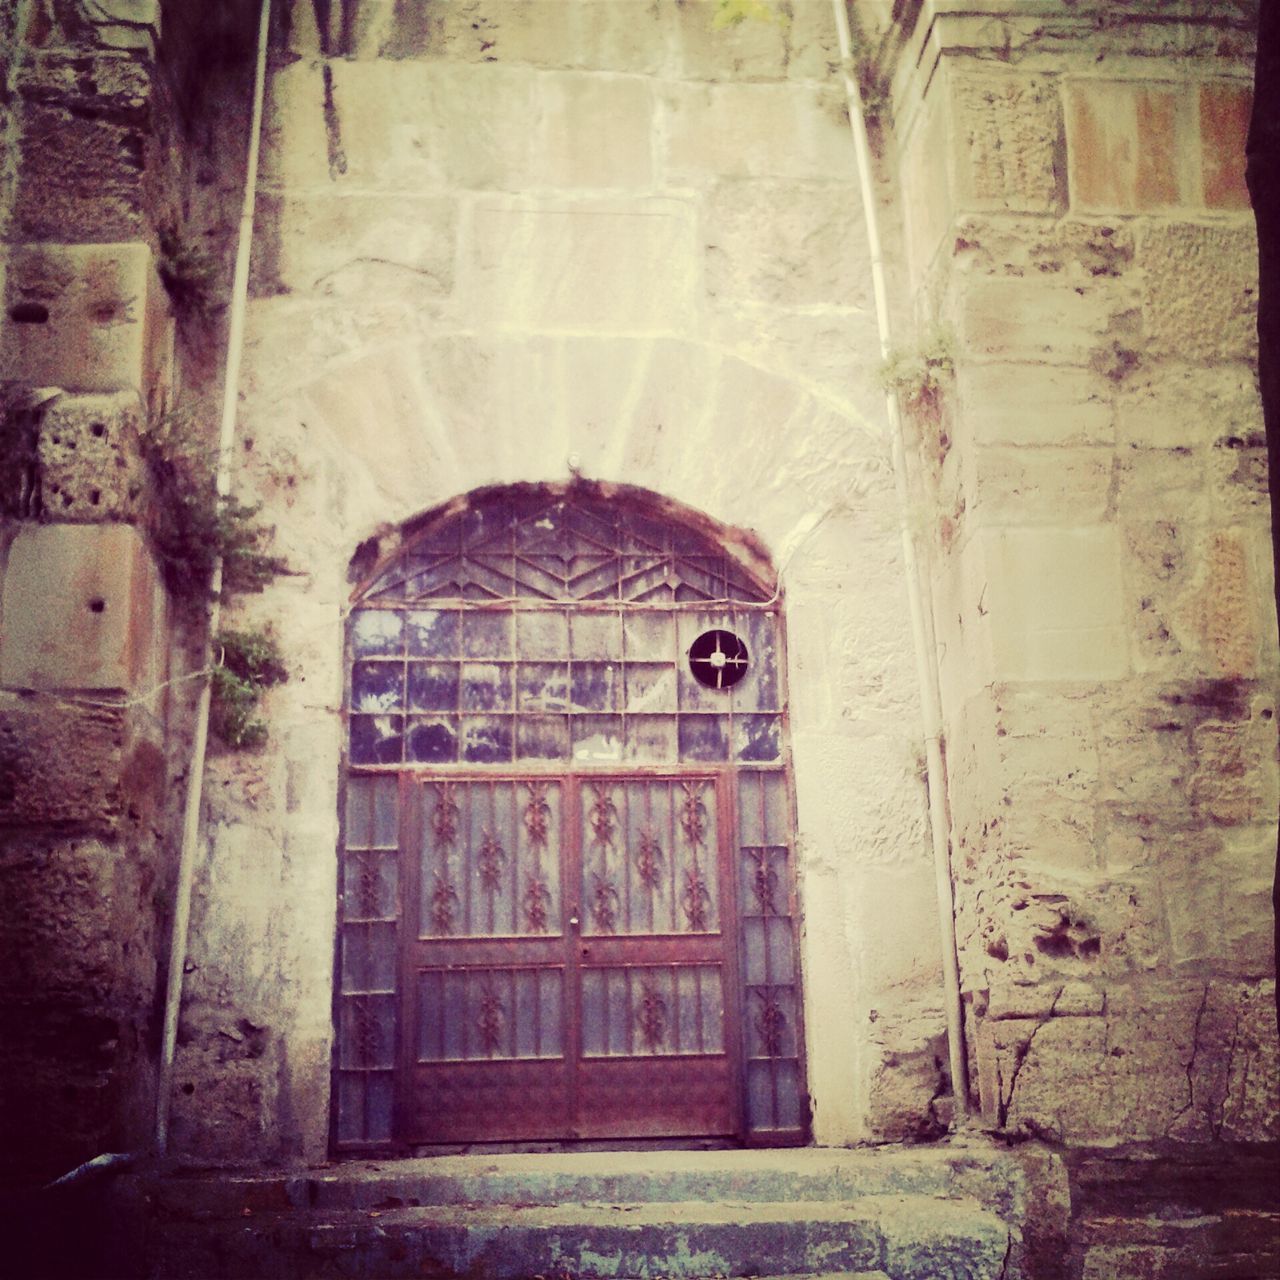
[158,226,222,323]
[142,408,289,607]
[209,627,288,749]
[878,325,956,419]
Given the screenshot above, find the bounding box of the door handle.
[568,916,579,928]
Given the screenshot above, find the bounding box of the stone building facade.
[0,0,1276,1275]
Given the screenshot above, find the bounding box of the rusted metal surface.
[334,493,807,1151]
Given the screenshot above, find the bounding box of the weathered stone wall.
[878,0,1278,1158]
[0,0,177,1182]
[160,0,947,1161]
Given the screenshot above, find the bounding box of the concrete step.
[146,1144,1028,1218]
[145,1194,1010,1279]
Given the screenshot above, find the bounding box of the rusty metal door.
[401,772,741,1143]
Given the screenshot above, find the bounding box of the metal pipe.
[830,0,971,1116]
[154,0,273,1155]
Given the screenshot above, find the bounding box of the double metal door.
[401,772,741,1142]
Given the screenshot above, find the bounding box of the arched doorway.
[333,485,807,1150]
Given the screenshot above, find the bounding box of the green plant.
[210,627,288,749]
[878,325,956,416]
[141,407,290,609]
[712,0,779,28]
[158,226,222,322]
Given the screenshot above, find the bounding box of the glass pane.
[461,716,513,763]
[406,716,458,763]
[735,713,781,762]
[516,610,569,659]
[625,662,677,714]
[625,714,676,763]
[351,609,403,657]
[349,714,403,764]
[581,969,605,1056]
[516,662,569,713]
[570,662,622,712]
[408,662,459,711]
[373,777,399,846]
[460,662,513,712]
[678,714,728,762]
[341,921,396,993]
[572,715,622,763]
[571,611,623,659]
[417,970,444,1060]
[342,849,398,920]
[406,609,459,657]
[516,715,570,761]
[352,661,404,713]
[344,777,373,847]
[623,612,674,661]
[338,994,395,1069]
[461,611,513,658]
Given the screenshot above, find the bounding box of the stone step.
[146,1144,1028,1218]
[145,1194,1010,1280]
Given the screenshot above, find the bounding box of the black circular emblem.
[688,629,749,690]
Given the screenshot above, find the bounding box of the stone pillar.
[0,0,175,1180]
[878,1,1278,1146]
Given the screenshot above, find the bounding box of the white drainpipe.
[830,0,971,1116]
[154,0,273,1155]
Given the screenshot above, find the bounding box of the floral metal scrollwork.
[634,824,663,890]
[477,826,507,892]
[637,983,668,1052]
[754,989,786,1058]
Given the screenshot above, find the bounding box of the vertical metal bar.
[394,773,418,1145]
[566,774,582,1132]
[622,782,632,933]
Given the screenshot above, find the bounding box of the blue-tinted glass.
[351,609,403,657]
[352,661,403,713]
[678,714,728,762]
[735,714,781,762]
[350,714,403,764]
[461,716,513,763]
[405,610,459,657]
[406,716,458,763]
[408,662,459,711]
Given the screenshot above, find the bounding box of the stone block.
[959,363,1113,446]
[983,526,1128,682]
[1115,362,1260,449]
[969,445,1114,526]
[0,523,165,693]
[662,82,850,183]
[464,198,696,331]
[977,980,1280,1144]
[951,72,1062,213]
[0,241,170,395]
[957,274,1130,366]
[670,0,790,81]
[900,95,952,286]
[1065,80,1193,212]
[1139,221,1258,362]
[0,697,124,832]
[1199,80,1251,210]
[535,73,654,188]
[37,391,146,521]
[704,180,868,308]
[254,192,456,300]
[1194,530,1260,678]
[1113,445,1207,527]
[332,61,539,191]
[14,52,153,240]
[359,0,668,74]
